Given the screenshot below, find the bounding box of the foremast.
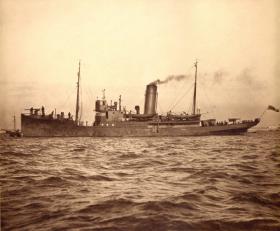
[75,61,81,125]
[192,61,198,115]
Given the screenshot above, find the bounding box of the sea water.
[1,131,280,230]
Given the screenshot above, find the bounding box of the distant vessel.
[21,61,260,137]
[1,115,22,137]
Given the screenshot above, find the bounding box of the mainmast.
[192,60,198,115]
[75,61,81,125]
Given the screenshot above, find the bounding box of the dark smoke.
[236,68,263,89]
[150,74,191,85]
[212,70,228,84]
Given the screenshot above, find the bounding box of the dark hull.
[21,114,259,137]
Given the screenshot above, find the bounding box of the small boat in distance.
[1,115,22,137]
[21,61,260,137]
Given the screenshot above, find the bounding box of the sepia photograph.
[1,0,279,230]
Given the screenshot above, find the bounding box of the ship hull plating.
[21,114,259,137]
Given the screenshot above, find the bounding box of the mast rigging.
[75,61,81,125]
[192,61,198,115]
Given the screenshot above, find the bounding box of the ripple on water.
[1,131,280,230]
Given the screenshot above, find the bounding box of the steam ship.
[21,61,260,137]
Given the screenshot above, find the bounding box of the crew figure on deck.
[41,106,45,116]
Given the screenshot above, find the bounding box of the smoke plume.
[150,74,191,85]
[235,68,264,89]
[213,70,227,84]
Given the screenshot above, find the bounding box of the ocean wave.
[189,218,280,231]
[88,175,115,181]
[39,176,70,186]
[78,199,135,214]
[1,133,280,230]
[230,192,280,208]
[119,152,140,159]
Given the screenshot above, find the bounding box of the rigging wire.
[55,87,75,112]
[198,79,216,115]
[157,101,164,114]
[187,101,192,114]
[169,83,194,112]
[166,64,195,112]
[84,87,93,106]
[87,87,94,103]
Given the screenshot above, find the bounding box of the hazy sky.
[1,0,279,129]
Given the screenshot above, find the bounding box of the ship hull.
[21,114,259,137]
